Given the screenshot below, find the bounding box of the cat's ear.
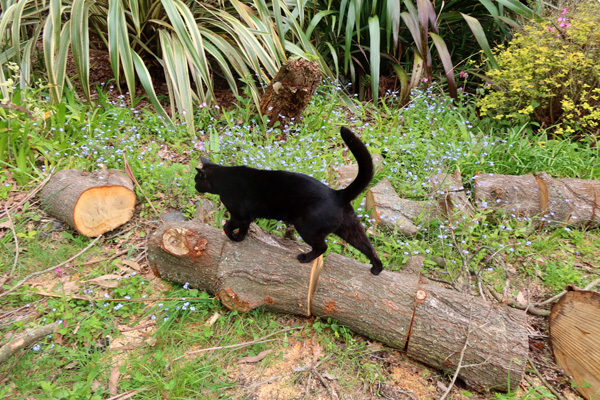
[200,157,216,167]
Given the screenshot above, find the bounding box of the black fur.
[195,127,383,275]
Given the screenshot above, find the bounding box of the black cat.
[195,127,383,275]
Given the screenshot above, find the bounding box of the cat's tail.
[337,127,374,202]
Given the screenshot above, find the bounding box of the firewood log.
[549,286,600,400]
[474,172,600,228]
[147,221,528,391]
[38,169,136,237]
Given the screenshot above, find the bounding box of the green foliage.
[301,0,536,104]
[2,76,599,399]
[0,63,61,184]
[478,2,600,140]
[0,0,330,135]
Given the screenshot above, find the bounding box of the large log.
[39,169,136,237]
[147,221,528,391]
[474,172,600,228]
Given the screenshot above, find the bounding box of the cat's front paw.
[225,230,245,242]
[297,253,314,263]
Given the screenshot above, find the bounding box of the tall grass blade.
[429,32,456,98]
[368,15,380,104]
[409,51,424,89]
[344,0,355,73]
[159,30,194,134]
[71,0,91,102]
[392,63,410,104]
[131,50,172,124]
[496,0,534,19]
[461,13,499,69]
[386,0,401,52]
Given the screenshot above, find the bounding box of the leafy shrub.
[478,2,600,140]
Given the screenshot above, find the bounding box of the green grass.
[1,79,598,399]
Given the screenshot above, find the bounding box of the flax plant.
[0,0,329,134]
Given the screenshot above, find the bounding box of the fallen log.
[365,170,470,237]
[38,168,136,237]
[365,178,428,236]
[147,221,528,391]
[474,172,600,228]
[366,172,600,234]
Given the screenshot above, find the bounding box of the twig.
[4,205,19,276]
[243,374,287,391]
[485,285,550,317]
[526,358,566,400]
[78,249,130,266]
[123,153,163,222]
[312,369,338,400]
[422,274,459,291]
[0,167,56,220]
[449,229,471,293]
[106,390,141,400]
[165,326,302,369]
[0,345,28,383]
[439,308,473,400]
[13,292,213,303]
[534,278,600,307]
[0,235,103,299]
[0,323,58,363]
[303,370,313,399]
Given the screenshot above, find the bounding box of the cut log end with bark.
[39,169,136,237]
[147,220,529,392]
[549,287,600,400]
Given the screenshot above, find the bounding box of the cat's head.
[194,157,217,193]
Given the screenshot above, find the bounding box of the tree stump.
[259,58,321,128]
[38,169,136,237]
[147,221,528,391]
[474,172,600,228]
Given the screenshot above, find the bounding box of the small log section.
[147,221,528,391]
[259,58,321,127]
[39,169,136,237]
[474,172,600,228]
[366,172,600,236]
[549,287,600,400]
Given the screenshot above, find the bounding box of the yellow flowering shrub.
[478,2,600,138]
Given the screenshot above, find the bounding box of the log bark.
[365,171,470,237]
[38,169,136,237]
[365,178,429,236]
[259,58,321,128]
[147,221,528,391]
[474,172,600,228]
[549,286,600,400]
[430,169,474,220]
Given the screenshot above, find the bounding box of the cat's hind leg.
[223,218,251,242]
[294,226,329,263]
[334,216,383,275]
